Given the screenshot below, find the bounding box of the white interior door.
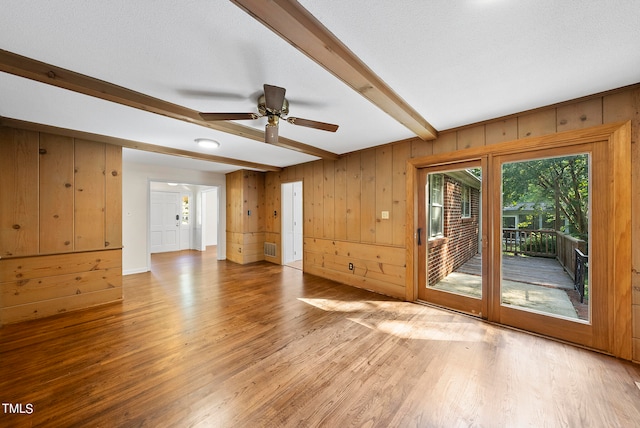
[282,181,303,264]
[292,181,303,261]
[150,191,180,253]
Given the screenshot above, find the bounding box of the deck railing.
[556,231,587,280]
[502,229,557,258]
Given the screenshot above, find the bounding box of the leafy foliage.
[502,154,589,240]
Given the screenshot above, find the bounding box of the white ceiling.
[1,0,639,173]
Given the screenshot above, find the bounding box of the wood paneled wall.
[245,84,640,361]
[226,170,265,264]
[0,125,123,324]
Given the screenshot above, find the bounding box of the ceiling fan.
[199,84,339,144]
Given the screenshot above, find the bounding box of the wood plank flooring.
[1,249,640,427]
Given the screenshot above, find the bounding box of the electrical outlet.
[348,262,354,271]
[381,211,389,219]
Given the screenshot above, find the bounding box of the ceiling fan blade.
[286,117,339,132]
[199,112,259,121]
[265,123,279,144]
[263,84,286,112]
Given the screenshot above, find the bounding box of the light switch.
[381,211,389,219]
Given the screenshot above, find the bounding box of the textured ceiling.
[1,0,639,173]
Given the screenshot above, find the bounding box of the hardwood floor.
[1,249,640,427]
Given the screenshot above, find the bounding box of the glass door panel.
[500,153,590,322]
[493,142,611,352]
[418,161,486,317]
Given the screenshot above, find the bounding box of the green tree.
[502,154,589,240]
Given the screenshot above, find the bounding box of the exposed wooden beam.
[0,49,339,160]
[231,0,438,141]
[0,117,282,172]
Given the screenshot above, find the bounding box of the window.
[429,174,444,238]
[181,195,190,225]
[461,185,471,218]
[502,216,516,229]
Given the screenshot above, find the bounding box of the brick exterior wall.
[427,176,480,286]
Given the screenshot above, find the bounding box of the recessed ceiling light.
[195,138,220,149]
[167,183,178,186]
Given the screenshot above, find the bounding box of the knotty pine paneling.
[557,98,603,132]
[334,157,347,241]
[226,170,243,234]
[517,109,557,139]
[345,152,361,242]
[105,143,122,248]
[457,125,485,150]
[323,160,335,239]
[392,142,410,247]
[410,137,433,159]
[0,249,122,324]
[485,118,518,146]
[304,238,406,298]
[312,161,324,239]
[225,170,266,264]
[39,133,74,253]
[375,146,393,245]
[0,127,39,257]
[360,149,377,243]
[74,139,106,250]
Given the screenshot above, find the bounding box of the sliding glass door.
[415,131,626,353]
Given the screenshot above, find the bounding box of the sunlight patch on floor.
[347,317,486,342]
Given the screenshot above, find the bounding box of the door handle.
[176,214,179,221]
[417,228,422,246]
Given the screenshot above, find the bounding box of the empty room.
[2,1,640,426]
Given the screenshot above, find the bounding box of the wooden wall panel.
[518,109,557,138]
[0,124,122,325]
[304,238,406,298]
[74,139,106,250]
[244,171,264,233]
[323,160,335,239]
[0,249,122,325]
[264,171,278,234]
[557,98,603,132]
[375,146,393,245]
[345,153,361,242]
[360,149,377,243]
[0,127,39,257]
[411,138,433,159]
[485,118,518,145]
[392,142,410,247]
[303,163,314,237]
[334,157,347,241]
[39,133,74,254]
[433,132,456,155]
[226,170,243,234]
[105,143,122,248]
[313,161,324,238]
[457,125,485,150]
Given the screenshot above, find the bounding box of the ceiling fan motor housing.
[258,94,289,116]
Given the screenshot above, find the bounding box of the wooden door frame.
[406,121,632,359]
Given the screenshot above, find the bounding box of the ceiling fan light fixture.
[265,123,278,144]
[195,138,220,149]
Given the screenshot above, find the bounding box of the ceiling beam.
[0,48,339,160]
[231,0,438,141]
[0,116,282,172]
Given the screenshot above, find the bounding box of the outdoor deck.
[432,254,586,320]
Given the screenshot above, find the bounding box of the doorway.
[282,181,303,269]
[150,191,181,253]
[410,122,631,355]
